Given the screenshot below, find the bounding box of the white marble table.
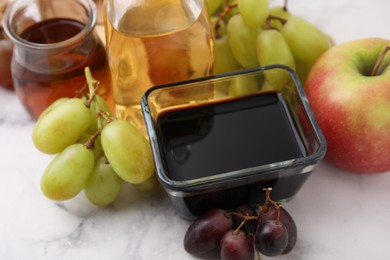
[2,0,390,259]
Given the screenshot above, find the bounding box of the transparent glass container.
[104,0,214,133]
[3,0,113,119]
[0,0,13,90]
[142,65,327,219]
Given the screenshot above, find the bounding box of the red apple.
[305,38,390,174]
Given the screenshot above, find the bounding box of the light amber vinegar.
[104,0,214,130]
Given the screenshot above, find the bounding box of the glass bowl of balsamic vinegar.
[142,65,327,220]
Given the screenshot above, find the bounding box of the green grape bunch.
[33,67,156,206]
[208,0,335,90]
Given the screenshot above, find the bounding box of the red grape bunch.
[183,188,297,260]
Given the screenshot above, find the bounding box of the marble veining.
[2,0,390,259]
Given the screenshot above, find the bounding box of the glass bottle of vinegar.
[104,0,214,130]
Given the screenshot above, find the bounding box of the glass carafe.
[0,0,13,90]
[104,0,214,131]
[3,0,113,119]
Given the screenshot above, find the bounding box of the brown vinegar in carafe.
[104,0,214,130]
[11,18,113,119]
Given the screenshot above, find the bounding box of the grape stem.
[371,46,390,76]
[85,67,96,96]
[225,188,283,260]
[214,1,238,39]
[228,212,258,221]
[264,15,288,30]
[99,111,114,124]
[259,188,282,224]
[234,218,247,235]
[83,66,99,108]
[75,84,88,99]
[84,128,101,150]
[227,211,257,235]
[227,188,283,235]
[255,249,262,260]
[84,66,108,130]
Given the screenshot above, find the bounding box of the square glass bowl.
[142,65,326,220]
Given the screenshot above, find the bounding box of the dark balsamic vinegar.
[156,92,306,182]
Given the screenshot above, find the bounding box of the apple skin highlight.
[305,38,390,173]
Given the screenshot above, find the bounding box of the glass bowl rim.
[2,0,97,50]
[141,64,327,192]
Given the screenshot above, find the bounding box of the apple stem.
[371,46,390,76]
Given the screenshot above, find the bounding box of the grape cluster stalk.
[33,67,156,206]
[209,0,334,90]
[183,188,297,260]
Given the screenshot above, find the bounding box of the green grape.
[227,14,260,69]
[33,98,91,154]
[84,157,123,206]
[256,29,295,68]
[281,16,330,65]
[214,35,241,74]
[41,143,94,201]
[228,75,259,96]
[206,0,223,15]
[101,119,155,184]
[38,97,69,120]
[294,57,312,86]
[269,6,291,30]
[238,0,269,28]
[256,29,295,91]
[132,173,160,192]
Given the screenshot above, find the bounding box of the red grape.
[259,204,297,253]
[220,230,254,260]
[255,220,288,257]
[183,209,233,255]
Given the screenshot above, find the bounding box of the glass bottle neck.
[106,0,205,37]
